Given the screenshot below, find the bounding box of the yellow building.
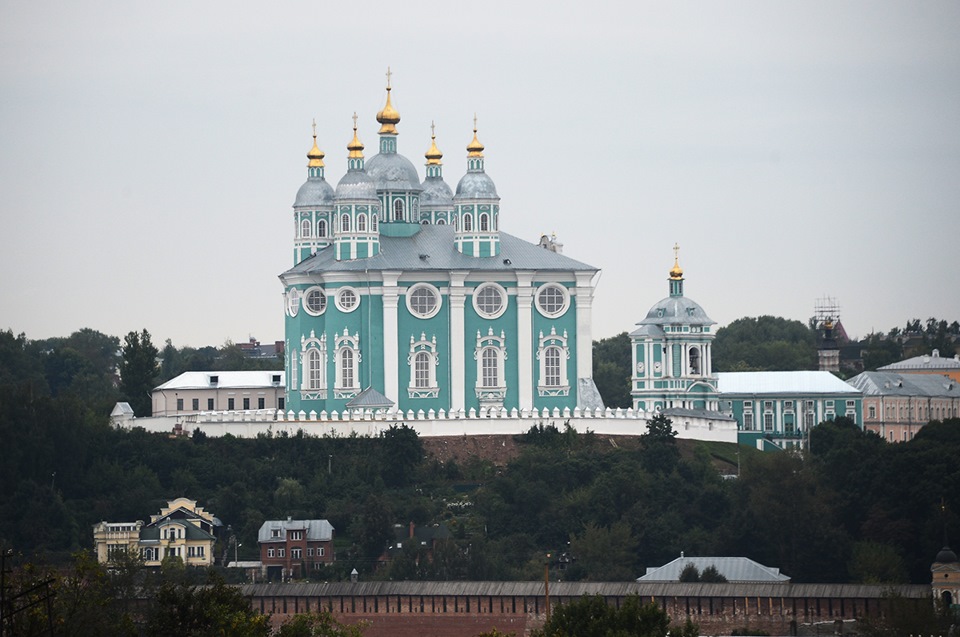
[93,498,220,567]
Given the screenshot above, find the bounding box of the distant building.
[382,522,452,566]
[258,518,335,581]
[846,371,960,442]
[236,337,284,360]
[932,544,959,610]
[718,371,863,451]
[152,370,285,416]
[878,349,960,383]
[639,554,790,583]
[92,497,220,567]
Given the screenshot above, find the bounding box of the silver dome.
[639,296,716,326]
[365,153,423,192]
[335,170,378,201]
[420,176,454,208]
[455,171,499,199]
[293,176,334,208]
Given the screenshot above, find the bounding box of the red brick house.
[258,517,334,581]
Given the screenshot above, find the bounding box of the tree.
[119,329,159,416]
[678,562,700,582]
[144,573,270,636]
[640,414,679,474]
[699,565,727,583]
[569,521,638,581]
[531,594,690,637]
[592,332,632,408]
[712,316,816,372]
[276,611,367,637]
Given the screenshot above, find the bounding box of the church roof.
[420,175,454,208]
[717,371,860,395]
[366,152,423,192]
[294,175,334,207]
[283,225,597,276]
[346,386,395,409]
[455,170,499,199]
[639,556,790,583]
[638,295,715,327]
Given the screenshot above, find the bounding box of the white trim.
[472,282,508,319]
[335,286,360,313]
[406,283,442,319]
[515,272,535,411]
[334,328,361,398]
[475,328,507,407]
[535,282,569,318]
[302,286,327,316]
[407,333,440,398]
[536,327,570,397]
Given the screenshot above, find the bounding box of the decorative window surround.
[535,283,569,318]
[286,288,300,317]
[335,287,360,313]
[475,328,507,406]
[407,332,440,398]
[536,327,570,397]
[334,328,361,399]
[300,331,327,400]
[472,282,508,319]
[303,286,327,316]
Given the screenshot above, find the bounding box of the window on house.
[414,352,431,388]
[278,548,285,558]
[319,547,325,557]
[341,213,351,232]
[271,529,281,538]
[192,398,199,410]
[482,348,500,387]
[763,413,774,431]
[340,349,354,389]
[357,213,367,232]
[258,397,265,409]
[463,214,473,231]
[301,219,312,237]
[394,199,404,221]
[868,405,876,419]
[268,548,275,558]
[543,346,562,387]
[307,349,323,390]
[480,213,489,231]
[764,401,773,411]
[207,398,214,410]
[228,398,235,410]
[176,398,183,411]
[292,548,302,559]
[318,219,327,237]
[307,548,314,557]
[243,397,250,410]
[743,412,754,431]
[278,397,285,410]
[783,401,794,411]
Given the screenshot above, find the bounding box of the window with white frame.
[357,213,367,232]
[278,548,285,558]
[475,328,507,405]
[688,346,701,375]
[300,218,312,238]
[480,213,489,231]
[536,327,570,396]
[535,283,569,317]
[303,287,326,316]
[319,547,325,557]
[268,548,275,558]
[407,333,439,398]
[317,219,327,237]
[472,282,507,319]
[868,405,876,419]
[334,329,361,398]
[341,213,351,232]
[286,288,300,317]
[371,214,378,231]
[763,412,774,431]
[743,412,754,431]
[406,283,441,319]
[300,332,327,397]
[463,214,473,231]
[292,548,302,559]
[412,198,419,220]
[394,199,404,221]
[307,548,314,557]
[335,287,359,313]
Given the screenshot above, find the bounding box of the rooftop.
[717,371,860,396]
[879,349,960,372]
[639,555,790,583]
[846,371,960,397]
[154,371,284,391]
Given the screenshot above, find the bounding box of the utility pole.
[544,552,551,621]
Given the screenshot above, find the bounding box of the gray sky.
[2,1,958,348]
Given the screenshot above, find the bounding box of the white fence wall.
[111,407,737,444]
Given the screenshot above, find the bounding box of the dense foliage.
[711,316,817,372]
[2,327,960,586]
[530,594,695,637]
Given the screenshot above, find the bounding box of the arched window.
[481,348,499,387]
[300,219,312,237]
[357,213,367,232]
[393,199,404,221]
[340,349,354,389]
[317,219,327,237]
[371,214,378,231]
[463,215,473,232]
[414,352,431,388]
[543,346,562,386]
[689,347,701,375]
[341,213,351,232]
[307,349,322,389]
[421,219,430,225]
[480,213,489,231]
[437,218,446,225]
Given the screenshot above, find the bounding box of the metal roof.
[662,408,735,422]
[846,371,960,397]
[346,386,395,409]
[639,556,789,583]
[154,371,283,391]
[258,519,334,543]
[282,226,597,277]
[240,580,930,600]
[879,350,960,371]
[717,371,861,396]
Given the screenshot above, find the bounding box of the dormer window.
[271,529,281,538]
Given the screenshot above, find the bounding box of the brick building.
[258,518,334,580]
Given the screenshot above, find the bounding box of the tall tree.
[592,332,632,408]
[119,329,159,416]
[712,316,816,372]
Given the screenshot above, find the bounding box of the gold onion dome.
[307,122,325,168]
[376,69,400,135]
[467,116,484,157]
[669,243,684,279]
[347,113,364,158]
[425,122,442,165]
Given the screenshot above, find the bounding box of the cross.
[311,118,316,138]
[673,243,680,261]
[352,112,358,130]
[385,66,392,89]
[473,113,478,132]
[431,120,435,138]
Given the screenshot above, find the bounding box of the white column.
[449,271,468,410]
[381,271,401,404]
[515,271,534,411]
[574,271,597,381]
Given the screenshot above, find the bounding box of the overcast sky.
[2,1,958,348]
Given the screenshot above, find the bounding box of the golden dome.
[307,120,325,168]
[425,121,442,165]
[467,114,484,157]
[669,243,684,279]
[347,113,364,159]
[376,68,400,135]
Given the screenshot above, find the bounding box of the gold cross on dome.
[431,120,436,138]
[473,113,478,132]
[352,112,358,130]
[673,243,680,261]
[385,66,392,89]
[311,118,317,138]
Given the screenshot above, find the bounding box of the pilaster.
[449,271,468,410]
[515,271,535,411]
[574,271,596,382]
[382,271,401,404]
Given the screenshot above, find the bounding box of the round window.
[473,282,507,319]
[336,287,360,313]
[535,283,569,317]
[302,287,326,316]
[406,283,441,319]
[286,288,300,317]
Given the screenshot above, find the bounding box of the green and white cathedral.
[279,79,600,416]
[629,249,720,412]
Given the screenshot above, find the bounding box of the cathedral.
[279,76,600,416]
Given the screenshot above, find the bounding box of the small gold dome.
[425,122,442,165]
[347,113,364,159]
[307,119,325,167]
[467,115,484,157]
[669,243,684,279]
[376,68,400,135]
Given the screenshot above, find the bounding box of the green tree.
[640,414,679,474]
[592,332,632,408]
[569,521,638,581]
[276,611,367,637]
[531,593,688,637]
[678,562,700,582]
[144,573,270,636]
[712,316,816,372]
[119,329,159,416]
[699,565,727,583]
